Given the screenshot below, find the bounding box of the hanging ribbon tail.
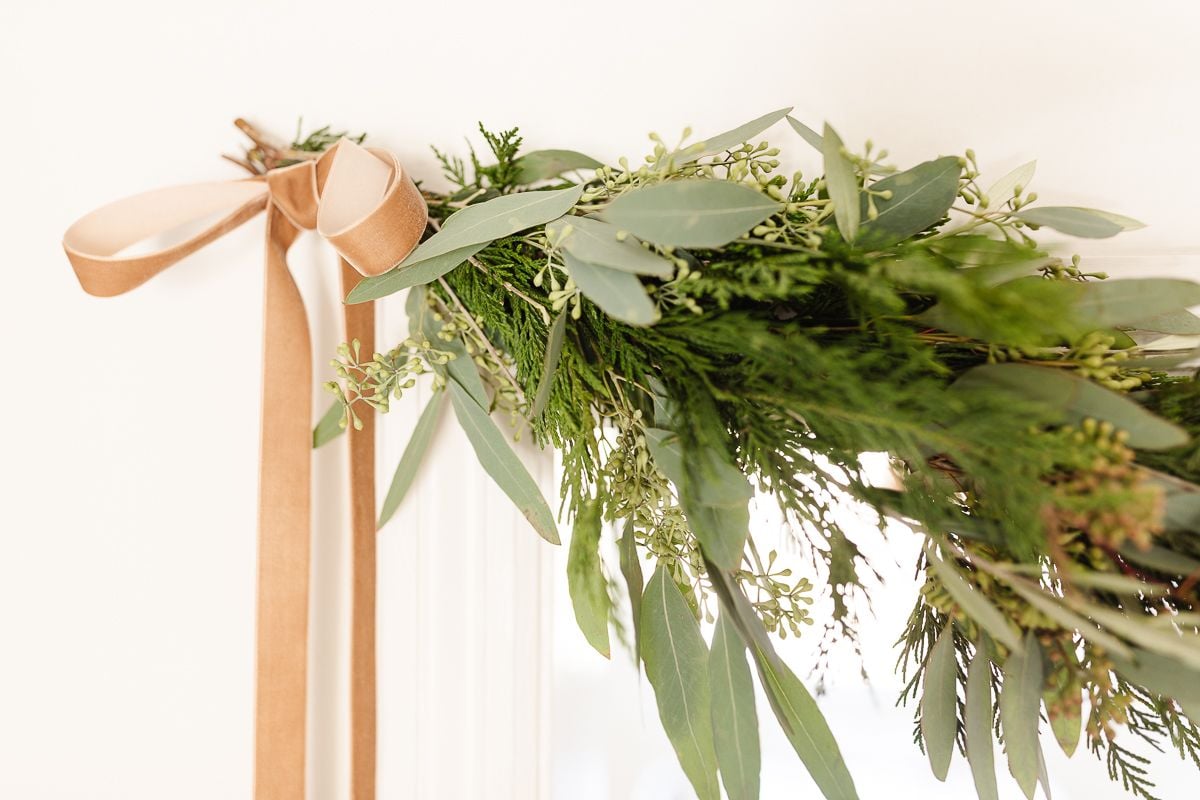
[62,136,428,800]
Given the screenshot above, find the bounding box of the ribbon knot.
[63,138,428,800]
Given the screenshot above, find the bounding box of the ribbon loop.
[63,135,428,800]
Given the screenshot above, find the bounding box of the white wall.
[2,1,1198,799]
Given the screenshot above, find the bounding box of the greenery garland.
[250,110,1200,799]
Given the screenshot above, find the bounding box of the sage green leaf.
[926,547,1024,654]
[644,428,750,571]
[1118,542,1200,575]
[313,400,344,448]
[1037,744,1054,800]
[1166,493,1200,531]
[1045,684,1081,758]
[922,622,958,781]
[822,123,860,243]
[965,648,999,800]
[548,215,674,277]
[377,390,445,529]
[1001,578,1133,659]
[1075,279,1200,329]
[602,180,781,248]
[410,185,584,267]
[982,161,1036,210]
[530,308,567,419]
[407,286,490,409]
[859,156,961,245]
[1111,649,1200,721]
[683,107,793,164]
[952,363,1188,450]
[680,443,752,571]
[346,243,486,304]
[447,380,559,544]
[563,251,660,327]
[619,520,644,662]
[1016,206,1144,239]
[786,115,824,152]
[567,498,611,658]
[645,428,685,484]
[753,646,859,800]
[516,149,602,184]
[710,613,761,800]
[642,565,721,800]
[1131,309,1200,334]
[1083,606,1200,670]
[1000,633,1044,800]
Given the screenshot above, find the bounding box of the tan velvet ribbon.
[63,139,428,800]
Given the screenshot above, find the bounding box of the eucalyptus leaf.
[1001,577,1134,659]
[377,389,445,529]
[517,149,602,184]
[1045,680,1082,758]
[530,308,567,419]
[1166,493,1200,532]
[567,498,611,657]
[346,243,486,304]
[965,648,1000,800]
[710,613,761,800]
[642,565,721,800]
[1075,279,1200,329]
[1082,606,1200,670]
[926,547,1024,654]
[645,428,685,488]
[858,156,961,246]
[786,115,824,152]
[1118,542,1200,574]
[312,400,345,448]
[603,180,781,248]
[752,645,859,800]
[548,215,674,277]
[982,161,1036,209]
[1016,206,1144,239]
[952,363,1188,450]
[921,622,958,781]
[407,185,584,266]
[412,297,490,409]
[448,380,559,544]
[1130,309,1200,335]
[563,251,660,327]
[822,124,860,243]
[619,519,644,662]
[1111,649,1200,721]
[1000,633,1044,800]
[680,442,753,572]
[681,106,793,164]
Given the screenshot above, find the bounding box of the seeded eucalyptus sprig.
[261,112,1200,800]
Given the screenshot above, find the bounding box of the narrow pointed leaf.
[346,243,486,303]
[822,123,859,243]
[1131,309,1200,335]
[567,498,611,657]
[377,389,445,528]
[752,646,859,800]
[642,565,721,800]
[1111,649,1200,721]
[563,251,659,326]
[926,547,1023,654]
[922,622,958,781]
[645,428,750,571]
[409,289,490,408]
[1016,206,1143,239]
[530,308,567,419]
[787,115,825,152]
[1044,683,1081,758]
[619,520,644,662]
[681,106,793,164]
[859,156,961,245]
[953,363,1188,450]
[965,648,999,800]
[1075,279,1200,329]
[710,613,761,800]
[517,149,602,184]
[1037,743,1054,800]
[1000,633,1044,800]
[602,180,781,248]
[548,215,674,277]
[313,400,345,448]
[1166,493,1200,532]
[982,161,1036,209]
[448,380,559,544]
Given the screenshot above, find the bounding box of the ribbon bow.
[63,139,428,800]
